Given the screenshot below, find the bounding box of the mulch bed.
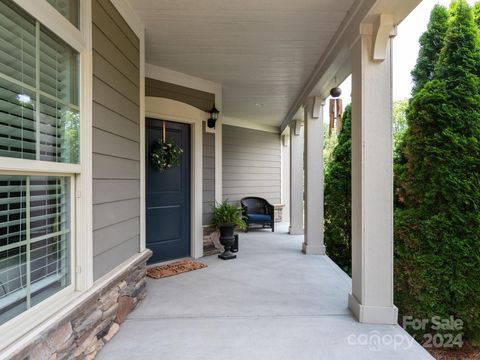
[428,344,480,359]
[146,259,207,279]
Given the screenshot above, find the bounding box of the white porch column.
[348,19,398,324]
[281,132,291,222]
[302,97,325,255]
[289,120,304,235]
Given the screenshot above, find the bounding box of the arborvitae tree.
[411,5,449,94]
[324,105,352,274]
[395,0,480,345]
[474,1,480,26]
[392,99,408,149]
[323,122,338,170]
[324,100,410,275]
[395,5,449,195]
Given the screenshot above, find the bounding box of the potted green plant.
[211,200,246,260]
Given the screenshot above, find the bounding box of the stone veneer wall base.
[9,250,152,360]
[274,204,285,223]
[203,228,222,256]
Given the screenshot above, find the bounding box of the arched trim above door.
[145,78,215,112]
[143,97,208,259]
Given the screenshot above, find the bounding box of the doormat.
[146,259,207,279]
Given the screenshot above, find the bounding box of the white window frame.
[0,172,76,337]
[0,0,93,351]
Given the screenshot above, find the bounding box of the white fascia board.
[363,0,423,26]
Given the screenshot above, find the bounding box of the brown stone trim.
[8,250,152,360]
[274,204,285,223]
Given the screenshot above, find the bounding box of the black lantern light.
[207,106,219,129]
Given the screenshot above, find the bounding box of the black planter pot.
[218,224,237,260]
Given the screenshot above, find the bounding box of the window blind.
[0,0,79,164]
[0,175,71,325]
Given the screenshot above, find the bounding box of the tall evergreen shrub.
[324,105,352,274]
[411,5,450,95]
[474,1,480,25]
[394,0,480,344]
[395,5,449,188]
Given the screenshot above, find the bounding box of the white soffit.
[129,0,356,127]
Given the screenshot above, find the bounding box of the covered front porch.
[98,224,432,359]
[0,0,436,358]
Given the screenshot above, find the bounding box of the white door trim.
[145,97,207,259]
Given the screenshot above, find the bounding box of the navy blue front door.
[146,119,191,264]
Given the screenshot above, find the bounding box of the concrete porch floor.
[98,223,433,360]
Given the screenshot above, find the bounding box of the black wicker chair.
[240,197,274,232]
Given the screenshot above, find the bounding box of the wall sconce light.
[207,106,219,128]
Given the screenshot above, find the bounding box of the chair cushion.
[247,213,272,222]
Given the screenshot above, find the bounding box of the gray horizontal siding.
[92,0,140,280]
[92,128,140,161]
[222,125,281,205]
[93,217,140,255]
[96,0,139,48]
[92,103,140,141]
[93,52,139,104]
[203,123,215,225]
[93,154,140,179]
[92,26,139,85]
[92,0,139,67]
[93,77,139,123]
[93,198,140,231]
[93,179,140,205]
[93,236,140,281]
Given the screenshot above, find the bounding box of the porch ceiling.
[130,0,356,127]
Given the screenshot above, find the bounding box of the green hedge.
[324,105,352,275]
[395,0,480,345]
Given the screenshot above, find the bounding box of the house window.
[0,175,71,325]
[0,0,80,327]
[46,0,80,28]
[0,0,80,164]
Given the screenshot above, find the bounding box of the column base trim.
[289,226,304,235]
[302,243,326,255]
[348,293,398,324]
